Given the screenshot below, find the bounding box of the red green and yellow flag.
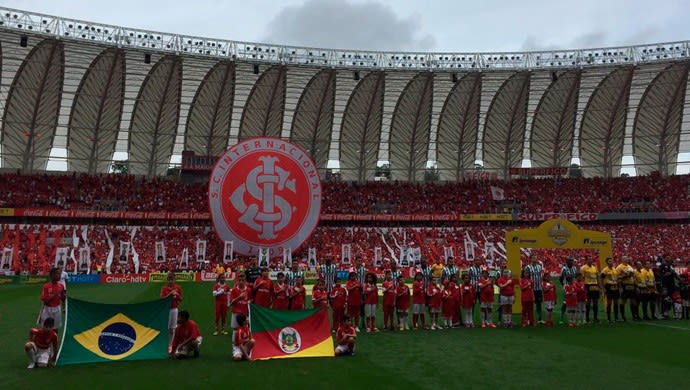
[249,304,334,360]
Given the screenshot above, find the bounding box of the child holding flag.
[161,271,183,350]
[272,272,290,310]
[25,318,58,368]
[312,279,329,309]
[334,316,357,356]
[171,310,202,359]
[478,270,496,328]
[233,313,254,361]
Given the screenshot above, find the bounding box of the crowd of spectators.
[2,223,689,276]
[1,172,689,214]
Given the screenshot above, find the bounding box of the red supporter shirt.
[31,328,58,349]
[461,283,475,309]
[497,276,515,297]
[575,281,587,302]
[234,324,251,347]
[330,285,347,309]
[396,284,410,309]
[450,282,461,304]
[230,285,251,314]
[564,284,577,308]
[272,282,290,310]
[542,281,556,302]
[291,285,306,310]
[41,282,65,307]
[253,278,273,308]
[520,278,534,303]
[312,287,329,308]
[412,280,426,304]
[171,319,200,350]
[382,281,396,306]
[346,280,362,306]
[336,325,356,345]
[427,284,442,308]
[478,277,494,304]
[160,284,183,309]
[364,282,378,305]
[213,283,230,304]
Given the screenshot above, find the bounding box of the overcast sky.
[3,0,689,52]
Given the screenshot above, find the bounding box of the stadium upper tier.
[1,173,688,215]
[1,7,690,180]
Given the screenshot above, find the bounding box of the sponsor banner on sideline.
[101,274,150,284]
[68,274,101,284]
[149,272,196,283]
[200,272,235,281]
[19,275,49,284]
[0,274,18,284]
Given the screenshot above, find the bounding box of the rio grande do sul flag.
[57,297,169,365]
[250,304,334,360]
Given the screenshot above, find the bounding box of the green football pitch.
[2,282,689,390]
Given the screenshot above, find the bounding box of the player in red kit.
[25,318,58,368]
[38,268,65,332]
[382,271,397,331]
[542,275,556,327]
[364,273,379,332]
[334,315,357,356]
[312,278,329,309]
[230,273,251,342]
[461,273,476,328]
[233,313,254,361]
[272,272,290,310]
[330,277,347,332]
[171,310,202,359]
[395,274,411,330]
[346,272,362,332]
[520,269,536,327]
[478,270,496,328]
[160,271,183,350]
[412,273,426,330]
[290,276,306,310]
[252,268,273,308]
[427,278,442,330]
[212,274,230,335]
[497,269,515,328]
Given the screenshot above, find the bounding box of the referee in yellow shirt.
[580,257,600,323]
[601,257,620,322]
[616,257,636,321]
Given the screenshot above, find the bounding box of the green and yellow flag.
[250,304,334,360]
[57,297,169,366]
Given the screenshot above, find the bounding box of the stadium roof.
[1,7,690,179]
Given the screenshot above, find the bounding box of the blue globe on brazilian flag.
[58,298,170,366]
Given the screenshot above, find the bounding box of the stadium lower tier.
[1,222,689,275]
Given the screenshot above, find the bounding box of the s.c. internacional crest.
[208,138,322,256]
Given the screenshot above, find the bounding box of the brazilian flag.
[57,297,170,365]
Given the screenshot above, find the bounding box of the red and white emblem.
[208,138,321,256]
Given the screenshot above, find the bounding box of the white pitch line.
[634,321,690,331]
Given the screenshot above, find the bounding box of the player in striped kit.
[442,257,459,284]
[559,257,578,324]
[354,257,368,329]
[466,258,482,315]
[319,257,337,295]
[525,255,544,324]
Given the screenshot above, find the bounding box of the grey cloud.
[261,0,436,51]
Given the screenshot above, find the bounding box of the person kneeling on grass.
[170,310,202,359]
[25,318,58,369]
[233,313,254,361]
[335,315,357,356]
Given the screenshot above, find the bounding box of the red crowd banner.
[12,209,211,220]
[509,167,568,176]
[517,213,599,222]
[100,273,150,283]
